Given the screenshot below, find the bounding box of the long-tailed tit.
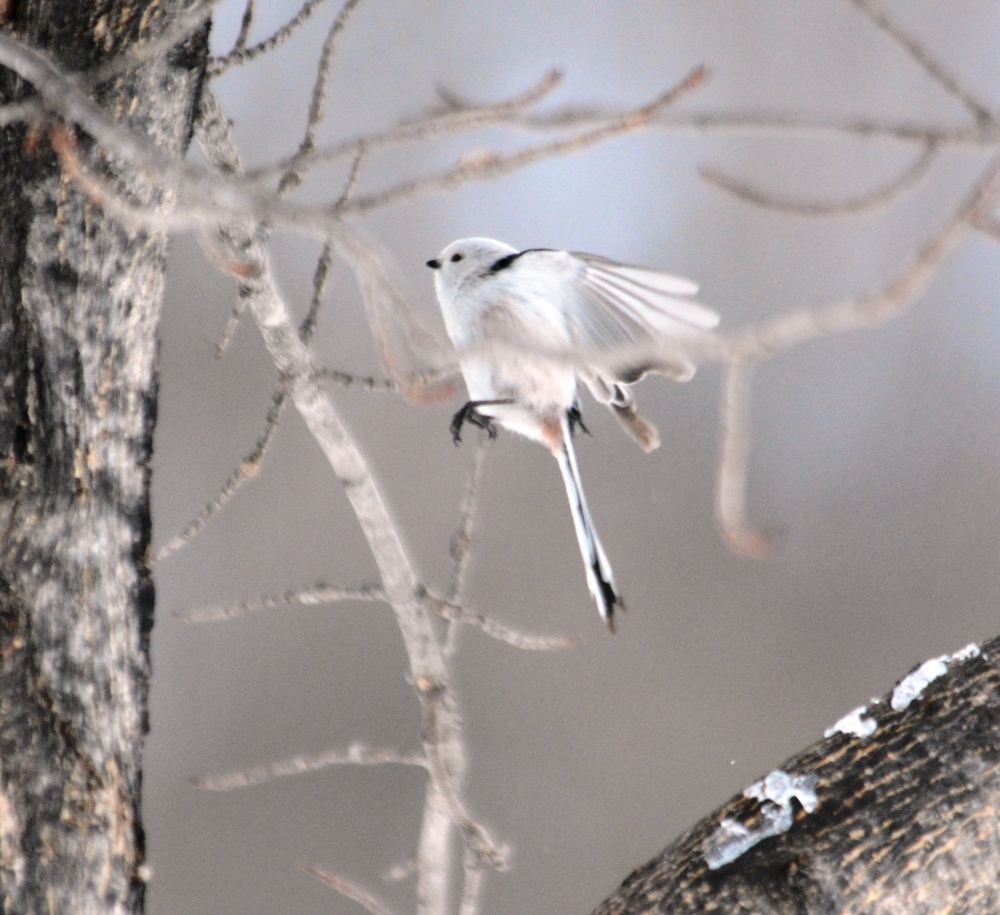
[427,238,719,631]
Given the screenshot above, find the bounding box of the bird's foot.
[450,400,513,445]
[567,404,590,438]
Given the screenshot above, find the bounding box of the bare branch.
[715,360,775,557]
[316,366,401,392]
[447,433,491,603]
[230,0,255,55]
[480,100,1000,147]
[300,243,335,343]
[209,0,333,75]
[424,699,509,871]
[425,592,580,653]
[849,0,994,124]
[177,581,385,623]
[250,68,564,184]
[214,299,248,358]
[194,88,470,915]
[700,139,937,217]
[728,150,1000,362]
[195,742,428,792]
[301,868,400,915]
[339,65,708,216]
[279,0,367,194]
[154,378,290,563]
[333,144,368,212]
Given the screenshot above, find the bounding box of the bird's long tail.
[554,415,624,631]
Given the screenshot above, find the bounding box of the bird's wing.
[502,249,718,383]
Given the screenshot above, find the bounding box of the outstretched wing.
[573,251,715,384]
[491,248,717,381]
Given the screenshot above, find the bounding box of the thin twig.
[154,378,290,563]
[730,150,1000,362]
[425,592,580,653]
[716,360,774,557]
[444,434,491,657]
[230,0,255,55]
[339,65,708,216]
[447,433,490,603]
[299,243,334,343]
[178,582,386,623]
[250,68,563,184]
[333,145,367,212]
[700,139,938,217]
[214,298,248,357]
[209,0,332,74]
[279,0,366,194]
[195,743,428,791]
[301,868,399,915]
[194,89,469,915]
[316,366,400,392]
[849,0,994,124]
[424,699,509,871]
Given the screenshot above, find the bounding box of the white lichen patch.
[704,770,818,870]
[891,643,981,711]
[824,704,877,740]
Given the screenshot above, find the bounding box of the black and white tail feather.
[428,237,719,630]
[555,413,623,630]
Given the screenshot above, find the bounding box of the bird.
[427,238,719,631]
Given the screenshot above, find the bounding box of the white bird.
[427,238,719,631]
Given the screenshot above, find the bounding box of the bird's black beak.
[426,259,441,269]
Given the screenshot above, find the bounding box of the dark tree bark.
[593,632,1000,915]
[0,5,207,912]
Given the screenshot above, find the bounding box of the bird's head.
[426,237,516,305]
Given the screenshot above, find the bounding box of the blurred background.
[148,2,1000,913]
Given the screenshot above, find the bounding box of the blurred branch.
[725,150,1000,362]
[848,0,993,124]
[194,86,473,915]
[154,377,290,563]
[338,65,707,215]
[195,743,428,792]
[424,592,581,653]
[447,433,490,603]
[302,868,400,915]
[715,360,775,558]
[177,581,386,623]
[458,849,487,915]
[209,0,333,74]
[279,0,367,194]
[248,67,565,182]
[230,0,255,55]
[700,139,938,217]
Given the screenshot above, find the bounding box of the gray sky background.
[147,3,1000,913]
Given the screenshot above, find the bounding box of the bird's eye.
[450,253,463,263]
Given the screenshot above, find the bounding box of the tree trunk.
[593,631,1000,914]
[0,5,207,912]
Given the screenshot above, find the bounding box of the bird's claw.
[567,404,590,438]
[450,401,499,445]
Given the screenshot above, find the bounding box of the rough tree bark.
[594,631,1000,914]
[0,5,207,912]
